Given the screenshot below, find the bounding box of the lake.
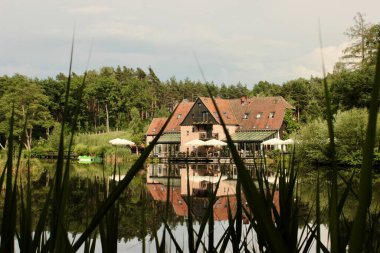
[2,159,380,252]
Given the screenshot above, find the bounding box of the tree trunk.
[25,128,32,151]
[105,103,110,133]
[297,107,300,122]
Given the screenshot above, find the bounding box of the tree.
[341,13,380,68]
[281,78,311,122]
[0,75,53,150]
[330,65,375,110]
[251,81,281,97]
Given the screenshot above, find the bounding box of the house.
[146,96,294,157]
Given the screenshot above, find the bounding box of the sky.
[0,0,379,88]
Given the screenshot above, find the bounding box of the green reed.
[0,37,379,253]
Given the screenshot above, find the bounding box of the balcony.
[199,132,219,140]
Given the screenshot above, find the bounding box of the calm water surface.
[7,160,380,252]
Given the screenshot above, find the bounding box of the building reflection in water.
[146,163,276,221]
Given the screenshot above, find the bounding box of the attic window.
[243,113,249,119]
[256,112,263,119]
[269,112,275,118]
[198,102,201,107]
[177,113,182,119]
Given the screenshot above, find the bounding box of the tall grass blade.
[50,31,75,252]
[186,163,194,253]
[73,103,178,250]
[163,220,183,253]
[349,39,380,253]
[226,196,239,253]
[0,161,6,197]
[236,176,242,243]
[15,112,31,252]
[218,230,230,253]
[31,183,53,251]
[319,24,339,253]
[337,173,355,217]
[194,174,222,252]
[206,86,288,253]
[0,105,16,253]
[316,168,321,253]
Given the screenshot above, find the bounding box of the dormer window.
[256,112,263,119]
[269,112,275,118]
[243,113,249,119]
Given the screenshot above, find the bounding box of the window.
[256,112,263,119]
[186,131,189,136]
[243,113,249,119]
[269,112,275,118]
[202,111,209,121]
[177,113,182,119]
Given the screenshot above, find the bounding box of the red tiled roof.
[147,183,281,221]
[165,100,193,132]
[146,184,187,217]
[146,96,293,135]
[230,96,294,131]
[198,97,238,125]
[146,100,194,135]
[146,118,167,136]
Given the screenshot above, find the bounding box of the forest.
[0,13,379,157]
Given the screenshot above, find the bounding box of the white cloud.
[0,0,379,86]
[68,5,114,15]
[290,42,349,79]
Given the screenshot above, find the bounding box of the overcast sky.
[0,0,379,87]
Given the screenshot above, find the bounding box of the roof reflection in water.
[146,163,279,221]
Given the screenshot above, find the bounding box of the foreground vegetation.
[0,12,379,253]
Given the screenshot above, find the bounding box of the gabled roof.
[146,117,167,136]
[146,100,194,135]
[198,97,238,125]
[165,100,193,132]
[146,184,187,216]
[146,96,293,135]
[230,96,294,131]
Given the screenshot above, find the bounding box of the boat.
[78,155,102,164]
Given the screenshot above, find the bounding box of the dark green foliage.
[349,36,380,253]
[251,81,282,97]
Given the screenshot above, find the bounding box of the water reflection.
[6,160,378,252]
[146,163,257,222]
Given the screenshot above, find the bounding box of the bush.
[297,108,380,166]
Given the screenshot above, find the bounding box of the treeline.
[0,13,378,150]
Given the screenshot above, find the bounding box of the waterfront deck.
[152,151,266,165]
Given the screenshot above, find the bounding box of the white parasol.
[204,139,227,146]
[108,138,135,146]
[262,138,285,146]
[282,138,295,145]
[185,139,206,146]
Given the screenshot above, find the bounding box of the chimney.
[240,95,247,105]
